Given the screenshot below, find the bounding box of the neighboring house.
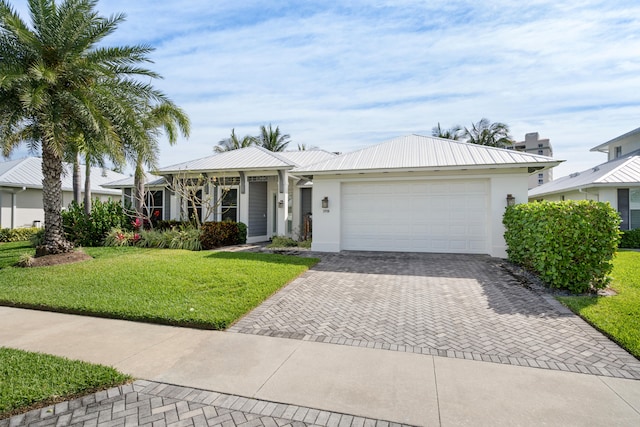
[0,157,127,229]
[511,132,553,189]
[529,126,640,231]
[104,146,337,243]
[292,134,560,258]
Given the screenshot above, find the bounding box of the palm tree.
[129,101,190,220]
[0,0,163,255]
[256,124,290,152]
[463,118,514,148]
[214,128,254,153]
[432,123,462,140]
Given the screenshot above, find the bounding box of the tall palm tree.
[214,128,254,153]
[432,123,462,140]
[463,118,514,148]
[256,124,290,152]
[0,0,163,255]
[129,101,190,219]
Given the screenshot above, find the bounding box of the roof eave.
[156,165,294,175]
[295,161,562,176]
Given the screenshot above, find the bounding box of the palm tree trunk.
[38,143,74,256]
[73,152,81,203]
[84,156,92,216]
[134,155,144,219]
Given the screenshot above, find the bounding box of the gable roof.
[529,151,640,197]
[293,134,561,174]
[591,126,640,153]
[156,146,336,174]
[0,157,125,195]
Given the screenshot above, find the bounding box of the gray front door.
[248,181,268,237]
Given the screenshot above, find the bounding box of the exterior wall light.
[506,194,516,207]
[321,196,329,209]
[278,200,284,208]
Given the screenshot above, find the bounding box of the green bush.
[503,200,621,293]
[269,236,299,247]
[105,226,202,251]
[29,228,45,247]
[200,221,244,249]
[62,200,131,246]
[620,228,640,249]
[237,222,247,244]
[0,227,40,243]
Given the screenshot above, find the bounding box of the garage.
[341,179,489,253]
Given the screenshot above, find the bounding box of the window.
[538,149,544,155]
[538,173,544,178]
[221,188,238,221]
[538,179,544,185]
[538,143,543,148]
[145,190,163,220]
[631,188,640,229]
[615,146,622,158]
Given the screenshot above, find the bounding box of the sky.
[6,0,640,178]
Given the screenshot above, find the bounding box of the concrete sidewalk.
[2,307,640,426]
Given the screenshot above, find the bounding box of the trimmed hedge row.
[200,221,247,250]
[503,200,621,293]
[0,227,40,243]
[620,228,640,249]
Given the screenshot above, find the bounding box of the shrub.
[268,236,299,247]
[0,227,40,243]
[29,228,45,247]
[503,200,621,293]
[62,200,130,246]
[620,228,640,249]
[200,221,244,249]
[169,227,202,251]
[104,228,134,247]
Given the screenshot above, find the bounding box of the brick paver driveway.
[230,252,640,380]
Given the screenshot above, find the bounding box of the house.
[104,146,338,243]
[0,157,127,229]
[107,135,558,256]
[528,127,640,230]
[510,132,554,189]
[292,134,560,258]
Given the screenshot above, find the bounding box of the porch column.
[276,170,288,236]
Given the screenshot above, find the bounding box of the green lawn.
[0,241,33,269]
[0,347,130,418]
[0,245,317,329]
[558,251,640,359]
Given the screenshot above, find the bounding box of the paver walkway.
[3,381,408,427]
[230,252,640,379]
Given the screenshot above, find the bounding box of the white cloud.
[5,0,640,179]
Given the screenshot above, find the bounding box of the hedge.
[0,227,40,243]
[503,200,621,293]
[620,228,640,249]
[200,221,247,250]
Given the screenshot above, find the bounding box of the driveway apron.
[229,252,640,380]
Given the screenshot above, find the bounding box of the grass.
[0,347,130,418]
[0,245,318,329]
[557,251,640,359]
[0,241,33,269]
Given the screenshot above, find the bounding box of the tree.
[214,128,254,153]
[0,0,163,255]
[130,101,190,220]
[256,124,290,152]
[432,123,462,140]
[463,118,514,148]
[297,143,319,151]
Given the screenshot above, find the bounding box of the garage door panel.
[341,180,488,254]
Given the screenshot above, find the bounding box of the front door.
[248,181,267,238]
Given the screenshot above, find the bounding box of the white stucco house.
[0,157,127,229]
[529,127,640,230]
[111,135,559,257]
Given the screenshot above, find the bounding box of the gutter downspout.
[11,187,27,229]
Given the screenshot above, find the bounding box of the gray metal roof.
[0,157,126,195]
[293,134,561,174]
[157,146,337,174]
[102,173,166,189]
[591,126,640,153]
[529,152,640,197]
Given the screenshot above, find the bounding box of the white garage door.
[341,180,488,253]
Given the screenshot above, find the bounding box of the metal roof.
[293,134,561,174]
[102,173,166,189]
[591,126,640,153]
[157,146,338,174]
[0,157,126,194]
[529,152,640,197]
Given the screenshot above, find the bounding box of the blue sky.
[8,0,640,178]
